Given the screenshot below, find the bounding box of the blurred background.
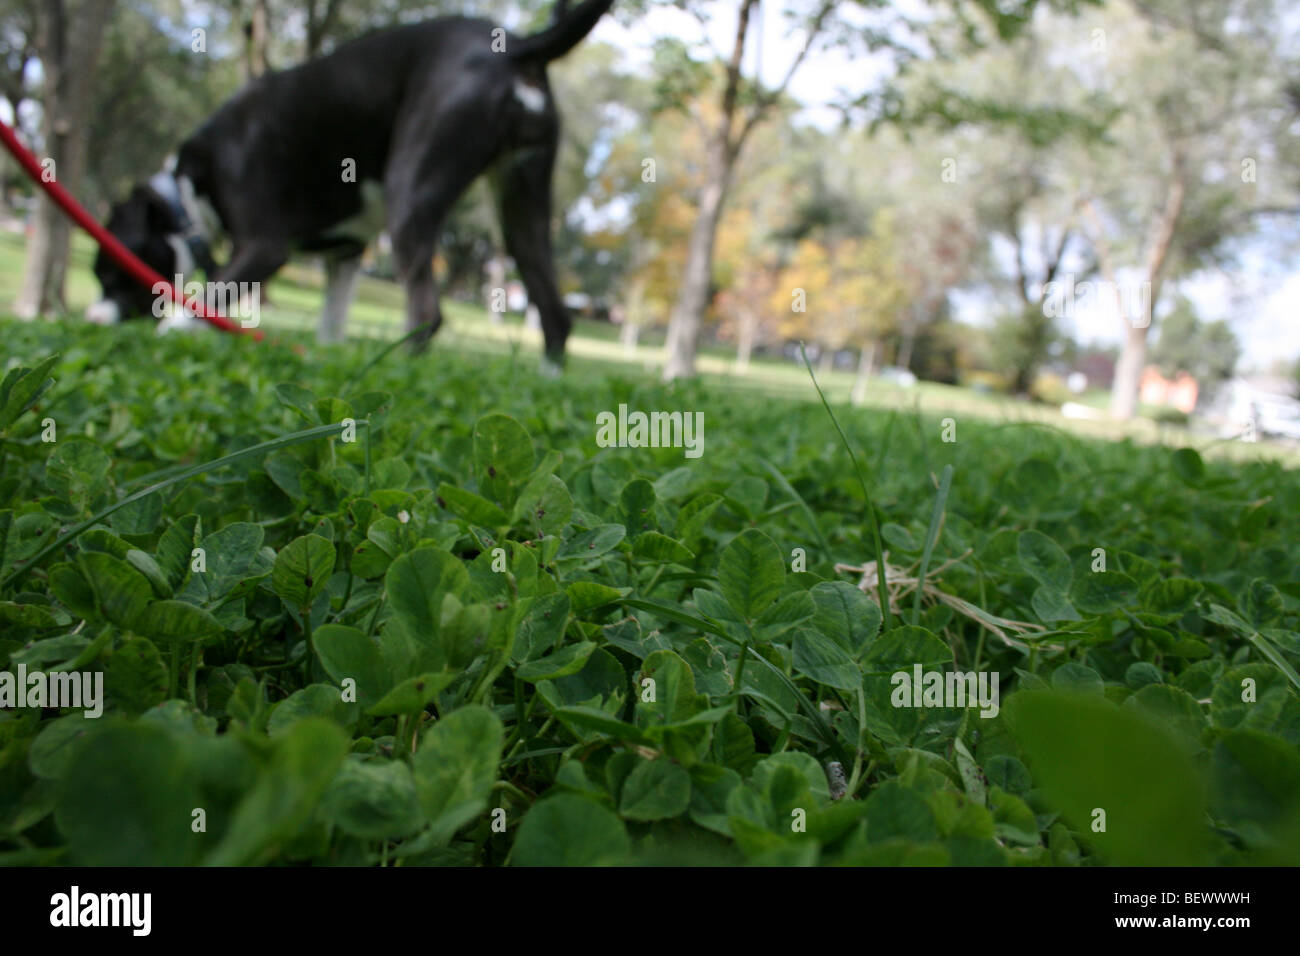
[3,0,1300,441]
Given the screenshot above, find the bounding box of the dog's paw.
[538,356,564,378]
[155,311,206,335]
[85,300,122,325]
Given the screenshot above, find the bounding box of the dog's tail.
[509,0,614,62]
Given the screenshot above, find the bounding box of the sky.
[587,1,1300,374]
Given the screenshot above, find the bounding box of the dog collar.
[148,171,216,275]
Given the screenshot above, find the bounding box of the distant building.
[1074,351,1116,390]
[1139,366,1199,414]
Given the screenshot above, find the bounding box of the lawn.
[1,303,1298,865]
[11,227,1292,466]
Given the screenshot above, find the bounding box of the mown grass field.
[2,296,1299,866]
[13,228,1294,465]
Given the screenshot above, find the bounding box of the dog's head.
[87,184,184,325]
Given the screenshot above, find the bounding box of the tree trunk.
[621,319,640,356]
[895,327,916,373]
[246,0,270,79]
[662,137,733,381]
[892,301,920,372]
[0,152,15,212]
[15,0,115,320]
[817,345,834,374]
[1110,321,1148,420]
[662,0,757,382]
[1010,364,1034,397]
[485,255,506,325]
[658,0,833,380]
[1011,303,1051,395]
[1106,173,1185,420]
[735,306,757,372]
[851,341,877,406]
[621,272,646,356]
[305,0,343,59]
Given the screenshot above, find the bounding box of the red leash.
[0,119,259,338]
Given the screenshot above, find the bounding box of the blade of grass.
[2,420,365,589]
[912,463,953,627]
[911,396,932,477]
[1248,631,1300,693]
[799,343,892,631]
[120,460,204,491]
[624,598,730,639]
[874,408,898,477]
[343,325,429,396]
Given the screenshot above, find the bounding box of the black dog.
[89,0,613,369]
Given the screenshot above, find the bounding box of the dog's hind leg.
[386,93,511,352]
[493,145,569,373]
[388,186,478,352]
[318,254,362,344]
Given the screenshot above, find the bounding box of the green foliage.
[1,322,1298,866]
[1149,296,1241,386]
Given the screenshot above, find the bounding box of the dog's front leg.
[211,239,289,329]
[389,231,443,352]
[318,254,363,344]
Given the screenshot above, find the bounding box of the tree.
[0,0,40,208]
[657,0,1107,381]
[1148,296,1239,387]
[659,0,837,380]
[983,164,1088,395]
[887,0,1297,414]
[711,121,829,370]
[871,6,1110,393]
[712,207,781,371]
[85,3,238,211]
[247,0,270,77]
[775,118,977,380]
[774,208,907,398]
[587,69,718,349]
[970,128,1091,394]
[14,0,116,319]
[1074,0,1298,418]
[893,206,977,374]
[303,0,345,58]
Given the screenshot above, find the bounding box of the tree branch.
[735,0,836,148]
[1009,214,1031,306]
[720,0,759,143]
[1141,170,1186,319]
[1042,223,1073,288]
